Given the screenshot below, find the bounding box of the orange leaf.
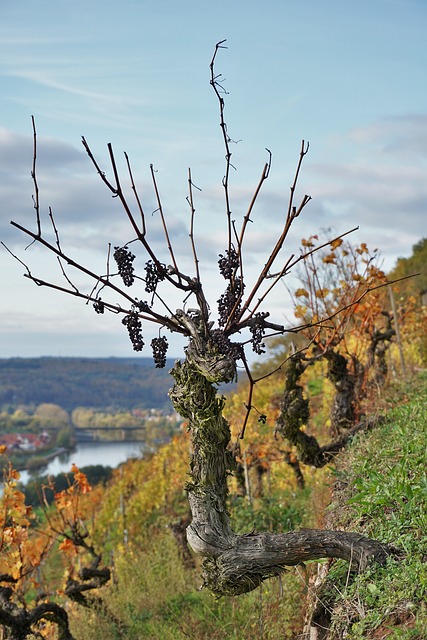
[322,253,336,264]
[59,538,77,555]
[329,238,343,250]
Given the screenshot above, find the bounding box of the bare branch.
[210,40,234,259]
[187,167,201,286]
[238,352,255,439]
[237,141,311,321]
[82,137,193,294]
[1,242,32,276]
[150,163,181,278]
[125,152,146,235]
[48,207,62,251]
[237,150,272,254]
[31,115,41,238]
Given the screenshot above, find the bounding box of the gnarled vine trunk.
[0,587,74,640]
[169,328,393,597]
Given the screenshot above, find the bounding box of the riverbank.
[3,445,69,475]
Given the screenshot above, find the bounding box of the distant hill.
[0,357,177,411]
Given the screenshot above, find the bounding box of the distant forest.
[0,357,176,411]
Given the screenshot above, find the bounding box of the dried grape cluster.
[217,278,244,327]
[113,246,135,287]
[93,299,105,314]
[151,336,169,368]
[144,260,166,294]
[249,312,269,354]
[136,300,151,313]
[211,329,243,362]
[218,247,239,280]
[122,313,144,352]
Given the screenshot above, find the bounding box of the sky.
[1,0,426,360]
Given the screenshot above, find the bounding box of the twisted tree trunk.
[274,355,368,469]
[169,327,394,597]
[0,585,74,640]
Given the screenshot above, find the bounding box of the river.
[18,440,145,485]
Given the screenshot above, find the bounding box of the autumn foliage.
[0,454,108,639]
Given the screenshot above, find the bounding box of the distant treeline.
[0,357,175,411]
[21,464,114,507]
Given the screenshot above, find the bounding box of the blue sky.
[1,0,426,359]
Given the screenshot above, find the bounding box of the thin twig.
[31,116,41,238]
[223,152,273,332]
[125,152,146,236]
[237,151,272,253]
[210,40,234,260]
[82,137,191,293]
[187,168,200,284]
[9,219,185,333]
[150,163,181,278]
[237,141,311,321]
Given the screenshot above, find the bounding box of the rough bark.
[282,450,306,489]
[168,330,395,597]
[274,355,365,468]
[366,319,395,387]
[325,350,357,435]
[0,585,75,640]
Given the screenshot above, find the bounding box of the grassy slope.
[318,372,427,639]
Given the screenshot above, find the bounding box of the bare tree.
[4,41,396,600]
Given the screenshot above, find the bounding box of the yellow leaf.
[315,288,330,298]
[294,304,308,319]
[329,238,343,250]
[301,235,317,248]
[294,288,309,298]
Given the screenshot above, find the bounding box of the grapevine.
[122,313,144,351]
[217,278,244,327]
[249,312,269,354]
[211,329,243,362]
[144,260,166,294]
[114,246,135,287]
[151,336,169,368]
[93,299,105,314]
[218,247,239,280]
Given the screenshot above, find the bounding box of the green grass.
[320,372,427,639]
[69,528,306,640]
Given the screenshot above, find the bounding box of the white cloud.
[349,114,427,160]
[2,112,426,357]
[300,115,427,268]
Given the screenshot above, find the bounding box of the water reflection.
[19,441,144,485]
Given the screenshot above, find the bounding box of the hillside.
[64,372,426,640]
[305,372,427,638]
[0,357,176,411]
